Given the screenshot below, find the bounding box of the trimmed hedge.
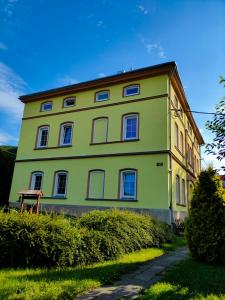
[0,209,172,268]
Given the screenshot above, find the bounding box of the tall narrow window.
[36,126,49,148]
[60,123,73,146]
[174,96,178,109]
[120,169,137,200]
[53,171,68,197]
[181,179,186,205]
[92,117,108,143]
[174,123,179,148]
[176,175,180,204]
[30,172,43,190]
[180,131,184,154]
[87,170,105,199]
[122,114,138,140]
[123,84,140,97]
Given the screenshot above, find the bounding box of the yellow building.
[9,62,204,223]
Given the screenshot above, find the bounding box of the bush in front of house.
[185,168,225,264]
[76,209,173,265]
[0,211,80,267]
[0,209,172,268]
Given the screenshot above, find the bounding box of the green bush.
[0,211,80,267]
[185,168,225,264]
[0,209,172,268]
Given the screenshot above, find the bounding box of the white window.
[180,131,184,154]
[123,114,138,140]
[88,170,105,199]
[176,175,180,204]
[174,123,179,148]
[63,97,76,107]
[30,172,43,190]
[120,170,137,199]
[41,102,52,112]
[174,96,178,109]
[37,126,49,148]
[60,123,73,146]
[124,85,140,97]
[181,179,186,205]
[53,171,68,197]
[95,90,109,102]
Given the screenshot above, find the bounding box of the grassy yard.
[138,258,225,300]
[0,247,164,300]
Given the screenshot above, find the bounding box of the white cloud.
[57,75,79,86]
[0,131,18,145]
[97,20,103,27]
[137,5,148,15]
[0,42,7,50]
[98,72,106,78]
[0,61,25,119]
[140,36,166,58]
[3,0,19,17]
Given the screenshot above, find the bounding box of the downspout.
[168,66,176,226]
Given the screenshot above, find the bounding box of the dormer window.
[41,102,52,112]
[123,84,140,97]
[95,90,109,102]
[63,97,76,108]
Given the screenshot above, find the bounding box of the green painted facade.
[9,63,204,223]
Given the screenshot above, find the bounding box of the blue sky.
[0,0,224,171]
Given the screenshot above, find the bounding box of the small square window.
[95,91,109,102]
[124,85,140,97]
[63,97,76,107]
[41,102,52,112]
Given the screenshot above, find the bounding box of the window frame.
[181,179,186,205]
[53,171,68,198]
[122,113,139,141]
[63,97,76,108]
[40,101,52,112]
[59,122,73,146]
[174,122,179,148]
[95,90,110,102]
[30,171,43,190]
[91,117,109,144]
[36,125,49,148]
[180,131,184,154]
[176,175,181,204]
[119,169,137,200]
[123,84,140,97]
[87,169,105,199]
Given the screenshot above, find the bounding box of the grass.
[0,247,164,300]
[138,258,225,300]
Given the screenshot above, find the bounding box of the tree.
[0,146,17,206]
[185,168,225,264]
[205,77,225,170]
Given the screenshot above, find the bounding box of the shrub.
[0,211,80,267]
[0,209,172,268]
[185,168,225,264]
[76,209,172,262]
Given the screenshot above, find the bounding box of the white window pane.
[96,91,109,102]
[121,171,136,199]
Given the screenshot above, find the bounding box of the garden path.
[76,246,188,300]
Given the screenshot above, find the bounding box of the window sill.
[86,198,138,202]
[42,196,67,199]
[34,145,72,150]
[176,203,186,207]
[90,139,139,145]
[175,146,184,157]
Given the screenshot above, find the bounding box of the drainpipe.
[168,66,176,226]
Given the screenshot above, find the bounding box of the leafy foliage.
[0,209,172,268]
[205,77,225,170]
[185,168,225,264]
[0,146,17,206]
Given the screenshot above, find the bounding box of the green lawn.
[138,258,225,300]
[0,248,164,300]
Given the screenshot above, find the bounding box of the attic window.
[123,85,140,97]
[63,97,76,107]
[41,102,52,112]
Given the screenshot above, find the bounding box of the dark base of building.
[9,202,187,224]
